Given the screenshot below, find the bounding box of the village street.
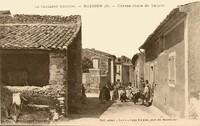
[99,101,168,120]
[1,1,200,125]
[51,93,200,126]
[50,93,193,126]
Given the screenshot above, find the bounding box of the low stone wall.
[6,85,65,98]
[82,68,100,93]
[83,83,99,93]
[6,85,65,110]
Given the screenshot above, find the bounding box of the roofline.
[139,1,200,50]
[0,13,82,25]
[83,48,116,58]
[139,7,180,49]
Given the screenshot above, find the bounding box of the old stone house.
[139,2,200,118]
[115,56,134,86]
[0,11,82,116]
[132,53,145,90]
[82,48,116,90]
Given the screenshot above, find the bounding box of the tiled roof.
[0,10,11,16]
[140,2,200,49]
[139,1,195,49]
[0,14,81,50]
[84,48,116,58]
[139,8,181,49]
[0,14,79,24]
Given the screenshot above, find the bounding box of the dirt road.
[100,101,168,119]
[99,101,200,126]
[51,93,200,126]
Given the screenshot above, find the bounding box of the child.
[120,87,127,102]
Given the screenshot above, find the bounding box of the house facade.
[132,53,145,90]
[0,11,82,116]
[139,2,200,118]
[115,56,134,86]
[82,48,116,90]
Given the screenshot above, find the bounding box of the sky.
[0,0,198,58]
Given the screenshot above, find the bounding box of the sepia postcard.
[0,0,200,125]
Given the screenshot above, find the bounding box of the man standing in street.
[144,80,151,106]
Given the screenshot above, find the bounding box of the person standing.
[120,87,127,102]
[112,84,119,100]
[99,86,107,104]
[144,80,151,106]
[81,84,87,104]
[105,83,111,101]
[110,83,114,100]
[126,82,132,101]
[140,78,146,105]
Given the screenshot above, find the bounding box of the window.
[117,65,121,75]
[92,58,99,69]
[168,52,176,87]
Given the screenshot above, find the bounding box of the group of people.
[99,80,153,107]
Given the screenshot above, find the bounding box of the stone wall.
[133,54,145,89]
[82,48,115,89]
[5,85,66,116]
[49,52,66,85]
[82,69,100,92]
[89,69,101,89]
[0,54,1,86]
[82,49,110,75]
[68,29,82,107]
[186,2,200,118]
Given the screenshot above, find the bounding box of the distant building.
[139,2,200,118]
[82,48,116,90]
[132,53,145,90]
[115,56,133,86]
[0,11,82,116]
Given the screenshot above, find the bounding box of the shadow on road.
[67,96,114,120]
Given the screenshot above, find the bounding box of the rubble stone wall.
[68,30,82,107]
[6,85,65,108]
[49,52,66,85]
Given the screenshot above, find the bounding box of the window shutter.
[168,54,175,85]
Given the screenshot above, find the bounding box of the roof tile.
[0,14,81,50]
[0,24,81,50]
